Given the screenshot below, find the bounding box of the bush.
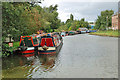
[2,41,19,57]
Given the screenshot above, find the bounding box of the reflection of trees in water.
[26,54,57,78]
[38,54,56,69]
[2,54,58,78]
[2,55,35,78]
[2,54,57,73]
[2,55,28,70]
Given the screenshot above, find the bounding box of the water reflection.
[2,53,58,78]
[2,55,27,70]
[39,55,55,69]
[26,54,58,78]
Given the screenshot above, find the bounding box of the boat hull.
[19,50,35,57]
[81,31,86,34]
[18,47,35,57]
[38,41,63,55]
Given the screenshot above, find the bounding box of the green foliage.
[66,14,74,24]
[95,10,114,30]
[2,2,60,40]
[2,2,30,41]
[2,2,60,57]
[70,14,74,21]
[58,16,89,31]
[42,4,60,30]
[68,27,72,31]
[2,41,19,57]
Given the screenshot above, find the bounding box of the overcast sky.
[39,0,119,22]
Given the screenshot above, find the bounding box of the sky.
[39,0,119,22]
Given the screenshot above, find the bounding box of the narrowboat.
[78,28,88,34]
[38,33,63,55]
[89,30,97,32]
[61,32,66,37]
[65,31,69,36]
[86,30,90,33]
[81,31,86,34]
[76,30,81,34]
[68,31,75,35]
[17,35,39,57]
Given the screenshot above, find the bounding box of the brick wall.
[118,13,120,30]
[112,14,118,30]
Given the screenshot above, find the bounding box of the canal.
[2,34,118,78]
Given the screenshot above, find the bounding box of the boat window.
[33,38,38,45]
[59,34,62,40]
[57,34,62,40]
[37,37,41,44]
[20,41,24,46]
[56,35,59,40]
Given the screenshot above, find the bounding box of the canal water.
[2,34,118,78]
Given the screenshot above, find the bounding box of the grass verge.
[89,30,119,37]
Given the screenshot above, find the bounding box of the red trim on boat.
[19,36,39,47]
[19,36,22,46]
[22,54,34,57]
[20,50,35,53]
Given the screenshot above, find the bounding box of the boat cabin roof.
[39,32,60,37]
[20,35,39,47]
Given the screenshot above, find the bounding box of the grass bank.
[2,66,31,78]
[89,30,119,37]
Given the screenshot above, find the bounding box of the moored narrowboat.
[89,30,97,32]
[68,31,75,35]
[76,30,81,34]
[65,31,69,36]
[38,33,63,55]
[78,28,87,34]
[17,35,39,57]
[61,32,66,37]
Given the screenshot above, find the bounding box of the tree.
[58,15,89,31]
[95,10,114,30]
[66,14,74,24]
[2,2,61,57]
[70,14,74,21]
